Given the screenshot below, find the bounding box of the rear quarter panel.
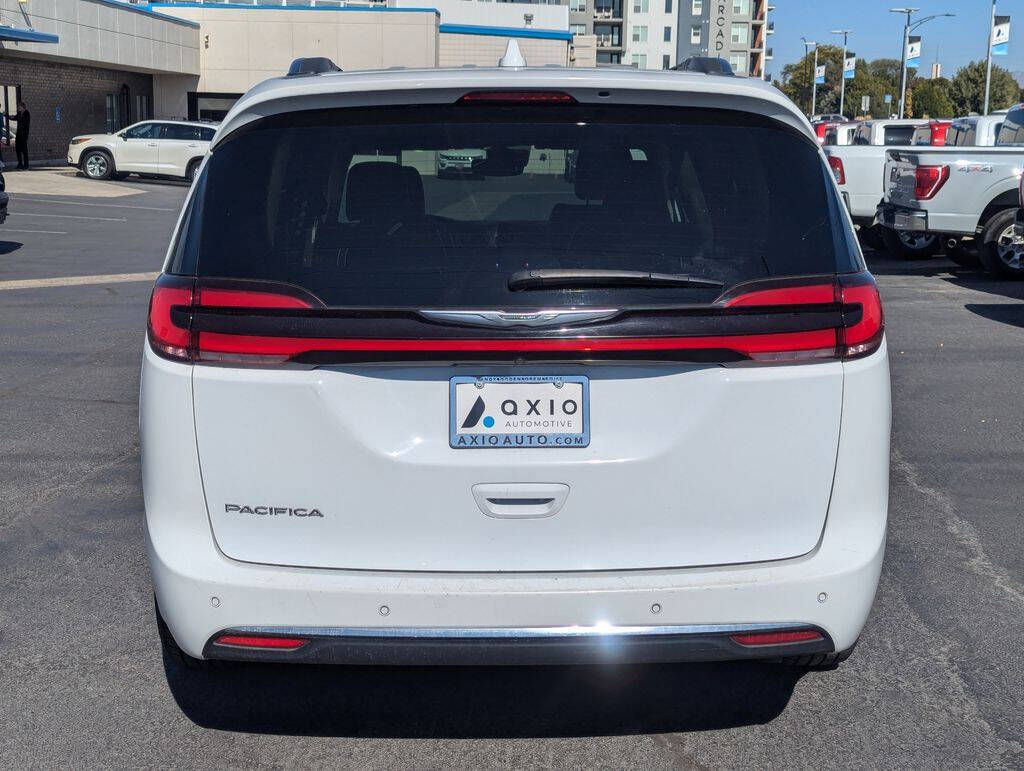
[825,145,887,220]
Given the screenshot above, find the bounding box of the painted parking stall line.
[9,212,128,222]
[0,272,159,291]
[9,197,177,212]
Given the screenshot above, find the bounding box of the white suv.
[143,50,890,670]
[68,120,216,182]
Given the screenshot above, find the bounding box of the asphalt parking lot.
[1,171,1022,768]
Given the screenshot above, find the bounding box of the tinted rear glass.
[883,125,916,145]
[174,104,854,308]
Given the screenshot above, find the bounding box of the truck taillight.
[913,164,949,200]
[828,156,845,185]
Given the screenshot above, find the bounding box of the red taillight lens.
[723,282,835,308]
[731,629,823,646]
[197,287,313,309]
[838,272,884,359]
[913,164,949,200]
[147,276,195,362]
[213,634,308,651]
[828,156,845,185]
[459,90,575,104]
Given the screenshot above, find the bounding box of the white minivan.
[142,53,890,670]
[68,120,215,182]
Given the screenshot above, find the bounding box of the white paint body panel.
[67,120,212,178]
[192,360,843,572]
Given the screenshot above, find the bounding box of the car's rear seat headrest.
[346,161,425,223]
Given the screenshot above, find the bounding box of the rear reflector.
[213,634,308,650]
[459,90,575,104]
[730,630,823,646]
[147,271,884,364]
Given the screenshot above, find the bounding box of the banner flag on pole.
[815,64,826,85]
[993,15,1010,56]
[843,54,857,79]
[906,35,922,68]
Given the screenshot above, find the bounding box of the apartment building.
[566,0,626,65]
[624,0,676,70]
[675,0,774,77]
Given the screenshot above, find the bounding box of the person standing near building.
[12,101,31,170]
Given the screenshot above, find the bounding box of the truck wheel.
[945,237,981,268]
[857,225,884,251]
[880,227,940,260]
[82,151,114,180]
[978,209,1024,279]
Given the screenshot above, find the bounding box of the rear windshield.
[883,125,916,145]
[173,104,856,308]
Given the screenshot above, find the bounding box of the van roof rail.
[287,57,342,77]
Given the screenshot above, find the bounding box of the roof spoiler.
[287,57,342,77]
[672,57,735,76]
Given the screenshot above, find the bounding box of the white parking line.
[0,272,159,291]
[10,197,177,212]
[1,228,68,234]
[9,212,127,222]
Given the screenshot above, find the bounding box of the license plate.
[449,376,589,449]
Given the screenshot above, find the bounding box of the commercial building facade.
[675,0,773,77]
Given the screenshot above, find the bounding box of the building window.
[692,0,702,14]
[732,0,749,15]
[632,25,648,42]
[664,0,672,11]
[570,0,586,11]
[632,0,648,12]
[105,94,117,133]
[729,51,747,73]
[690,24,701,43]
[662,54,671,69]
[663,25,672,42]
[570,23,588,34]
[731,23,747,44]
[135,94,152,121]
[631,53,647,68]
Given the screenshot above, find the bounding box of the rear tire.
[978,208,1024,279]
[880,227,941,260]
[186,158,201,183]
[81,150,114,180]
[857,224,885,252]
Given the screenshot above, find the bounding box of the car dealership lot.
[0,177,1022,768]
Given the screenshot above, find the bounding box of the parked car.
[945,114,1005,148]
[811,113,847,123]
[825,118,933,256]
[813,120,842,144]
[437,148,486,177]
[143,50,890,671]
[824,122,859,146]
[876,105,1024,277]
[911,120,951,147]
[68,120,217,182]
[0,160,7,226]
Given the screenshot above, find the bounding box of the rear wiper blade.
[508,269,725,291]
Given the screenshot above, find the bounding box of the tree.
[778,45,844,115]
[909,77,953,118]
[868,58,903,92]
[949,60,1019,116]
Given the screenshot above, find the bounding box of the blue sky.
[769,0,1024,79]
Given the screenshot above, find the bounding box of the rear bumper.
[876,203,928,233]
[201,623,835,665]
[143,341,890,663]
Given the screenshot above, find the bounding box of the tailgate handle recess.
[472,484,570,519]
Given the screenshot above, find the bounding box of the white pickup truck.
[824,119,931,255]
[876,105,1024,278]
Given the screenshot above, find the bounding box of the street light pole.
[812,44,819,115]
[984,0,996,115]
[832,29,852,118]
[801,37,816,116]
[890,8,955,120]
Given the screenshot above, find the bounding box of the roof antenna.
[499,39,527,68]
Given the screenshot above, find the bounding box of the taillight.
[837,272,885,359]
[459,91,575,104]
[731,629,823,646]
[913,164,949,200]
[828,156,845,185]
[147,275,195,361]
[213,634,308,651]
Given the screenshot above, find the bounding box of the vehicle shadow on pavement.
[0,240,22,255]
[164,655,806,738]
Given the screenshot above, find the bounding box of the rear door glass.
[176,104,853,308]
[883,125,916,145]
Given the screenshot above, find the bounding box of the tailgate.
[884,150,922,208]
